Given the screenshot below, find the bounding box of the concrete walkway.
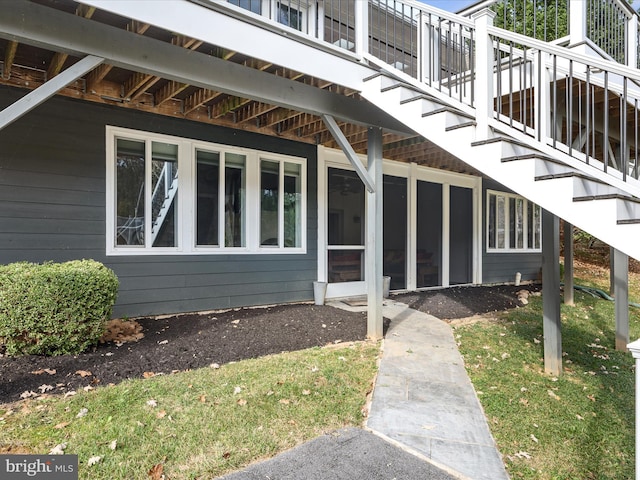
[358,299,509,480]
[218,299,509,480]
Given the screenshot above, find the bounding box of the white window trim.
[106,126,307,256]
[486,189,542,253]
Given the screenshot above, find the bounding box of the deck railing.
[223,0,640,186]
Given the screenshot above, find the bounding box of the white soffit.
[78,0,370,91]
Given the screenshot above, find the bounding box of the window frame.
[106,126,307,256]
[486,189,541,253]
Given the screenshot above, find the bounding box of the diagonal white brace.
[0,54,104,131]
[322,114,375,193]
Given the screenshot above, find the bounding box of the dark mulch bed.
[396,283,541,320]
[0,284,539,405]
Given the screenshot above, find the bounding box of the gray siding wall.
[0,87,318,318]
[482,178,542,284]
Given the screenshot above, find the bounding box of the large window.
[487,190,541,252]
[107,127,306,255]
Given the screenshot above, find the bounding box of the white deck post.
[366,126,384,340]
[614,248,629,352]
[628,14,638,69]
[471,8,495,141]
[354,0,369,59]
[563,221,574,306]
[542,209,562,376]
[628,339,640,480]
[568,0,587,46]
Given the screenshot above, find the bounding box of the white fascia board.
[79,0,370,91]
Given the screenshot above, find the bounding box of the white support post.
[563,221,574,306]
[471,8,495,141]
[366,126,384,340]
[627,339,640,480]
[614,248,629,352]
[354,0,369,60]
[542,209,562,376]
[569,0,587,46]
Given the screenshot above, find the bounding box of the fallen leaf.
[148,463,164,480]
[514,451,532,459]
[231,319,240,324]
[31,368,56,375]
[199,395,206,403]
[20,391,38,399]
[38,384,54,393]
[222,452,231,459]
[421,425,436,430]
[83,386,94,392]
[234,386,242,394]
[109,440,117,451]
[533,338,541,344]
[143,372,156,379]
[237,399,247,406]
[547,390,560,401]
[87,456,102,467]
[519,398,529,406]
[157,340,168,345]
[302,389,311,396]
[49,443,67,455]
[530,434,539,443]
[210,363,220,369]
[77,408,89,418]
[156,410,167,419]
[279,399,290,405]
[54,422,70,429]
[76,370,92,377]
[587,394,596,402]
[146,399,158,408]
[576,414,584,421]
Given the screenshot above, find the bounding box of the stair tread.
[445,121,476,131]
[422,107,474,120]
[574,193,640,203]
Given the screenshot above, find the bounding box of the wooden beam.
[2,40,18,80]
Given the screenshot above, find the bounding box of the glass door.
[416,180,442,287]
[449,186,473,285]
[383,175,407,290]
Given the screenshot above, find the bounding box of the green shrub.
[0,260,119,356]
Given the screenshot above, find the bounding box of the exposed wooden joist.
[0,1,411,133]
[47,5,96,79]
[2,40,17,80]
[155,80,189,107]
[86,20,150,92]
[184,88,221,115]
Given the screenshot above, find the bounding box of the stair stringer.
[361,77,640,261]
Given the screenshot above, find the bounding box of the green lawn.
[456,261,640,479]
[0,342,379,480]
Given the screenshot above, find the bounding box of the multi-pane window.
[115,138,179,248]
[108,127,306,255]
[260,160,302,248]
[487,190,541,252]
